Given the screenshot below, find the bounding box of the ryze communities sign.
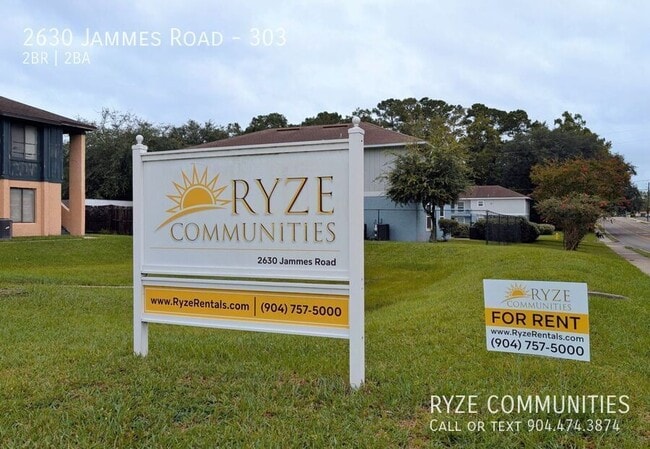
[132,120,365,387]
[484,279,590,362]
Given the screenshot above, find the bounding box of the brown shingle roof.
[191,122,422,149]
[461,185,530,199]
[0,96,95,133]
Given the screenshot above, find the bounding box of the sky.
[2,0,648,188]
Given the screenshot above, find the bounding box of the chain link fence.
[464,210,538,244]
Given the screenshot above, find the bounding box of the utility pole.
[645,181,650,221]
[646,182,649,222]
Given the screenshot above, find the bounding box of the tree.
[225,122,243,137]
[385,141,470,242]
[536,194,603,250]
[244,113,288,133]
[350,107,380,126]
[496,122,548,194]
[497,112,612,195]
[164,119,233,148]
[531,156,635,214]
[82,109,240,200]
[84,109,155,200]
[460,104,531,185]
[530,154,636,250]
[301,111,345,126]
[625,184,645,215]
[371,97,465,140]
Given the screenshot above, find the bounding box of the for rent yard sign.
[132,120,365,387]
[484,280,590,362]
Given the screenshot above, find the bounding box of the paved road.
[601,217,650,252]
[600,217,650,276]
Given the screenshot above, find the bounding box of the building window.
[477,200,485,207]
[10,188,36,223]
[11,124,38,160]
[426,215,433,231]
[456,201,465,212]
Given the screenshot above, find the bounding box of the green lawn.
[1,235,648,448]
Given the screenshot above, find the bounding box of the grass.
[1,234,648,448]
[625,246,650,258]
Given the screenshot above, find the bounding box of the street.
[601,217,650,253]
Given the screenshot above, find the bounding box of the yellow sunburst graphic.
[503,283,530,302]
[157,165,230,229]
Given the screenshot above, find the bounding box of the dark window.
[11,124,38,160]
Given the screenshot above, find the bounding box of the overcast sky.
[2,0,648,187]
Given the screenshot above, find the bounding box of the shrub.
[437,219,469,240]
[438,218,459,240]
[519,218,540,243]
[453,223,469,238]
[469,219,486,240]
[536,223,556,235]
[469,217,539,243]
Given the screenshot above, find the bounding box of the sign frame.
[132,121,365,387]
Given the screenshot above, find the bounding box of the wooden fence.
[85,206,133,235]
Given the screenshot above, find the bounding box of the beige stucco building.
[0,96,94,237]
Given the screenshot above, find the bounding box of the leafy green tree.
[536,194,603,250]
[372,97,418,131]
[244,113,288,133]
[497,112,612,195]
[301,111,345,126]
[385,140,470,242]
[82,110,239,200]
[164,119,233,149]
[84,109,155,200]
[625,185,644,214]
[460,103,531,185]
[370,97,465,140]
[225,122,243,137]
[350,107,380,125]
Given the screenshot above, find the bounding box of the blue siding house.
[192,121,442,241]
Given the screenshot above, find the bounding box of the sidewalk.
[600,236,650,276]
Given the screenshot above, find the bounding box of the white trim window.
[10,188,36,223]
[11,124,38,161]
[477,200,485,207]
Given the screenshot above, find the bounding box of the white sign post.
[484,279,590,362]
[132,119,365,388]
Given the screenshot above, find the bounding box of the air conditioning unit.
[0,219,12,239]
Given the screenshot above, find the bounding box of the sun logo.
[503,283,530,302]
[157,165,230,229]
